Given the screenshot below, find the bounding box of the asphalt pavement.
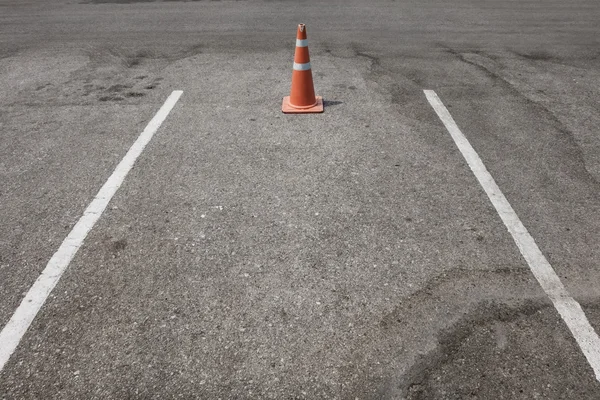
[1,0,600,398]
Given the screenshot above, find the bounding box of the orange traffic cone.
[282,24,324,114]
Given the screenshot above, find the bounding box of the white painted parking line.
[0,90,183,372]
[424,89,600,381]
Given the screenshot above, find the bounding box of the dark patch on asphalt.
[123,50,156,67]
[580,302,600,338]
[112,239,127,252]
[388,83,404,105]
[332,84,356,91]
[329,264,547,399]
[35,83,52,91]
[402,301,600,399]
[352,45,417,106]
[125,92,145,97]
[516,50,556,61]
[144,77,163,90]
[0,45,20,60]
[98,94,124,101]
[119,46,201,66]
[355,50,381,69]
[444,47,505,86]
[445,47,600,187]
[402,68,428,87]
[178,44,204,60]
[107,84,133,92]
[82,84,106,96]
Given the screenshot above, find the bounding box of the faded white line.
[424,89,600,381]
[0,90,183,371]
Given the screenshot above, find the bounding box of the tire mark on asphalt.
[425,89,600,381]
[444,47,600,187]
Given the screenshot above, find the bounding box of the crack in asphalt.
[402,299,551,399]
[444,47,600,188]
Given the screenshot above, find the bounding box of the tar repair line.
[0,90,183,372]
[424,89,600,381]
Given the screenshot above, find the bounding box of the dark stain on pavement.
[355,50,381,69]
[107,84,132,92]
[112,239,127,252]
[515,50,556,61]
[446,47,600,187]
[99,94,124,101]
[403,300,600,399]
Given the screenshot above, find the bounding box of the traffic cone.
[282,24,324,113]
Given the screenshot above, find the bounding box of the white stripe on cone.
[296,39,308,47]
[293,62,311,71]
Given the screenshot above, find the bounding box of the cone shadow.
[323,100,343,107]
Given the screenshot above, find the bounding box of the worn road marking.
[424,89,600,382]
[0,90,183,372]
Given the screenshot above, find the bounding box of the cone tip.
[296,23,307,39]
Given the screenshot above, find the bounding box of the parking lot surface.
[1,0,600,398]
